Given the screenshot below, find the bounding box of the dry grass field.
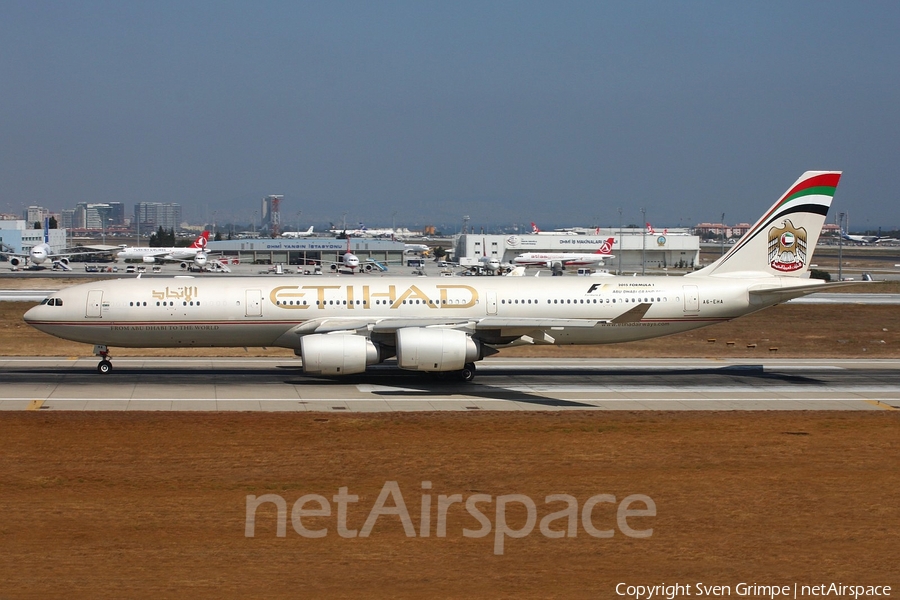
[1,277,898,598]
[1,411,897,599]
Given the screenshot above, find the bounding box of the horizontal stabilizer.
[611,303,653,324]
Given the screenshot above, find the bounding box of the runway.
[1,357,898,412]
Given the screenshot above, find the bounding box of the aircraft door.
[486,290,498,315]
[682,285,700,314]
[245,289,263,317]
[86,290,103,318]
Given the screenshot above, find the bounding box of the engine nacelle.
[300,334,381,376]
[9,257,22,267]
[142,256,157,264]
[194,252,208,267]
[396,327,479,372]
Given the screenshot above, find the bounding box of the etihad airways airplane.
[25,172,843,380]
[116,232,210,267]
[513,237,615,268]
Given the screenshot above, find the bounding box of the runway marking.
[865,400,899,411]
[26,400,44,410]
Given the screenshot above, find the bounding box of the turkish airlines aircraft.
[26,172,842,380]
[116,232,210,267]
[513,237,615,268]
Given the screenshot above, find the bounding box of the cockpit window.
[55,298,63,306]
[40,298,49,305]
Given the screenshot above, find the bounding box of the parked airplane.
[328,224,396,238]
[840,229,897,244]
[282,226,315,238]
[116,232,211,268]
[25,171,844,381]
[328,237,361,274]
[530,222,578,235]
[646,223,688,236]
[1,218,102,270]
[404,243,430,255]
[513,237,615,269]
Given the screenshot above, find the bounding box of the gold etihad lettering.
[269,284,478,310]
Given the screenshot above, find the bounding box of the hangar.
[454,229,701,273]
[204,237,410,268]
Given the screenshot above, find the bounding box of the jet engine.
[193,252,208,267]
[142,256,157,264]
[9,257,22,267]
[300,334,381,375]
[395,327,479,372]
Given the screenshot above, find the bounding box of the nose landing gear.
[94,345,113,374]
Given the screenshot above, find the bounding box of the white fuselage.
[117,246,203,262]
[23,274,808,350]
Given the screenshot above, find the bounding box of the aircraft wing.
[288,315,616,337]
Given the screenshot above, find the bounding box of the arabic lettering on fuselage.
[151,286,198,302]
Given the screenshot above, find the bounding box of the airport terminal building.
[204,237,410,268]
[455,229,701,272]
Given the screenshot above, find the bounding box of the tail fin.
[689,171,841,278]
[646,222,655,235]
[43,217,50,243]
[191,231,210,249]
[597,237,615,254]
[531,222,540,233]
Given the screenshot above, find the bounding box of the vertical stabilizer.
[688,171,841,278]
[43,216,50,244]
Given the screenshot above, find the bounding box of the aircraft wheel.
[458,362,476,382]
[97,359,113,374]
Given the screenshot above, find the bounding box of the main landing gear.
[458,362,476,382]
[94,345,112,374]
[430,362,477,382]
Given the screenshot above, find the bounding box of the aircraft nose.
[23,304,40,324]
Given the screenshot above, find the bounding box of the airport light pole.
[721,212,726,256]
[838,212,845,282]
[617,207,622,275]
[640,207,646,275]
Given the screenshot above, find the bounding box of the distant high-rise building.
[25,206,47,225]
[74,203,118,230]
[60,209,76,229]
[107,202,125,226]
[134,202,182,232]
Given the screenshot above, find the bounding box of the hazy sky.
[2,1,899,232]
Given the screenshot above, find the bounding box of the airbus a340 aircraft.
[26,172,843,381]
[513,237,615,269]
[116,232,210,268]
